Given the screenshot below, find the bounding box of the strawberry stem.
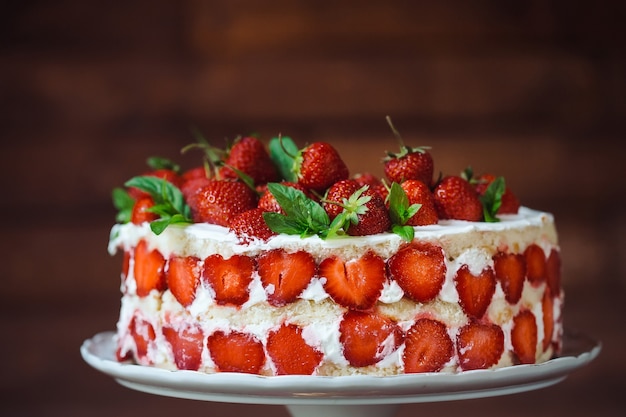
[386,115,405,149]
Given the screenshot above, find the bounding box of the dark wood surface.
[1,1,624,415]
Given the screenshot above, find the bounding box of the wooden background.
[1,1,624,416]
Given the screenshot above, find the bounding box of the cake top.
[112,120,522,244]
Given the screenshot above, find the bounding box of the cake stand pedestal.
[81,330,600,417]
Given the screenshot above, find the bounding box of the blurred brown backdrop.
[1,1,624,416]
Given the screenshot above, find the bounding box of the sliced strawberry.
[387,243,446,303]
[511,310,538,364]
[400,179,439,226]
[319,251,386,310]
[546,249,561,295]
[339,310,403,367]
[130,196,159,224]
[257,249,316,306]
[133,239,167,297]
[207,330,266,374]
[524,243,546,284]
[121,250,131,283]
[162,324,204,371]
[403,318,454,373]
[188,179,258,226]
[493,252,526,304]
[266,323,323,375]
[542,288,555,351]
[455,264,496,319]
[202,254,254,306]
[229,207,277,243]
[456,321,504,371]
[128,315,156,364]
[433,175,483,221]
[166,255,201,307]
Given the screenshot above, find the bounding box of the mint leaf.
[112,187,134,223]
[480,176,505,223]
[146,156,180,173]
[388,182,421,241]
[269,136,298,182]
[392,224,415,242]
[122,176,193,234]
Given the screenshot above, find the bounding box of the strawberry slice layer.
[266,323,323,375]
[511,310,538,364]
[133,239,167,297]
[456,321,504,371]
[403,318,454,373]
[162,324,205,371]
[455,264,496,319]
[257,249,316,306]
[387,243,446,303]
[207,330,266,374]
[166,255,200,307]
[202,254,254,306]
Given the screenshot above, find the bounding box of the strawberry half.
[257,249,316,306]
[542,288,555,351]
[524,243,547,284]
[266,323,323,375]
[493,252,526,304]
[546,249,561,295]
[511,310,538,364]
[339,310,403,367]
[162,324,205,371]
[319,251,386,311]
[295,142,349,192]
[403,318,454,373]
[166,255,201,307]
[133,239,167,297]
[202,254,255,306]
[188,179,258,226]
[456,321,504,371]
[127,315,156,364]
[433,175,483,221]
[207,330,266,374]
[455,264,496,319]
[387,243,446,303]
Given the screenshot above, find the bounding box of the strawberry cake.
[110,131,563,376]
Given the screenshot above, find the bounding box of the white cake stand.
[81,330,600,417]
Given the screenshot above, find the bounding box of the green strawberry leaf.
[392,224,415,242]
[146,156,180,173]
[269,136,298,182]
[122,176,193,234]
[112,187,134,223]
[480,176,505,223]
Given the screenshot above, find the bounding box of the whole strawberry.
[474,173,520,215]
[229,208,277,243]
[433,175,483,221]
[400,179,439,226]
[295,142,349,192]
[189,180,257,226]
[258,181,312,214]
[323,179,361,220]
[219,136,279,185]
[383,117,434,185]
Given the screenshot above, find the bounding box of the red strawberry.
[433,175,483,221]
[257,249,316,306]
[180,165,211,201]
[258,181,311,214]
[266,323,323,375]
[455,264,496,319]
[400,179,439,226]
[384,147,434,186]
[403,318,454,373]
[546,249,561,295]
[339,310,403,367]
[202,254,255,306]
[511,310,538,364]
[524,244,546,284]
[493,252,526,304]
[166,255,201,307]
[229,207,277,243]
[219,136,279,185]
[387,243,446,303]
[323,179,360,220]
[295,142,349,192]
[319,251,386,310]
[542,288,555,351]
[353,172,389,201]
[127,315,156,364]
[128,168,181,200]
[474,173,520,214]
[121,250,131,284]
[131,196,159,224]
[133,239,167,297]
[456,321,504,371]
[345,188,391,236]
[162,324,204,371]
[206,330,266,374]
[188,179,257,226]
